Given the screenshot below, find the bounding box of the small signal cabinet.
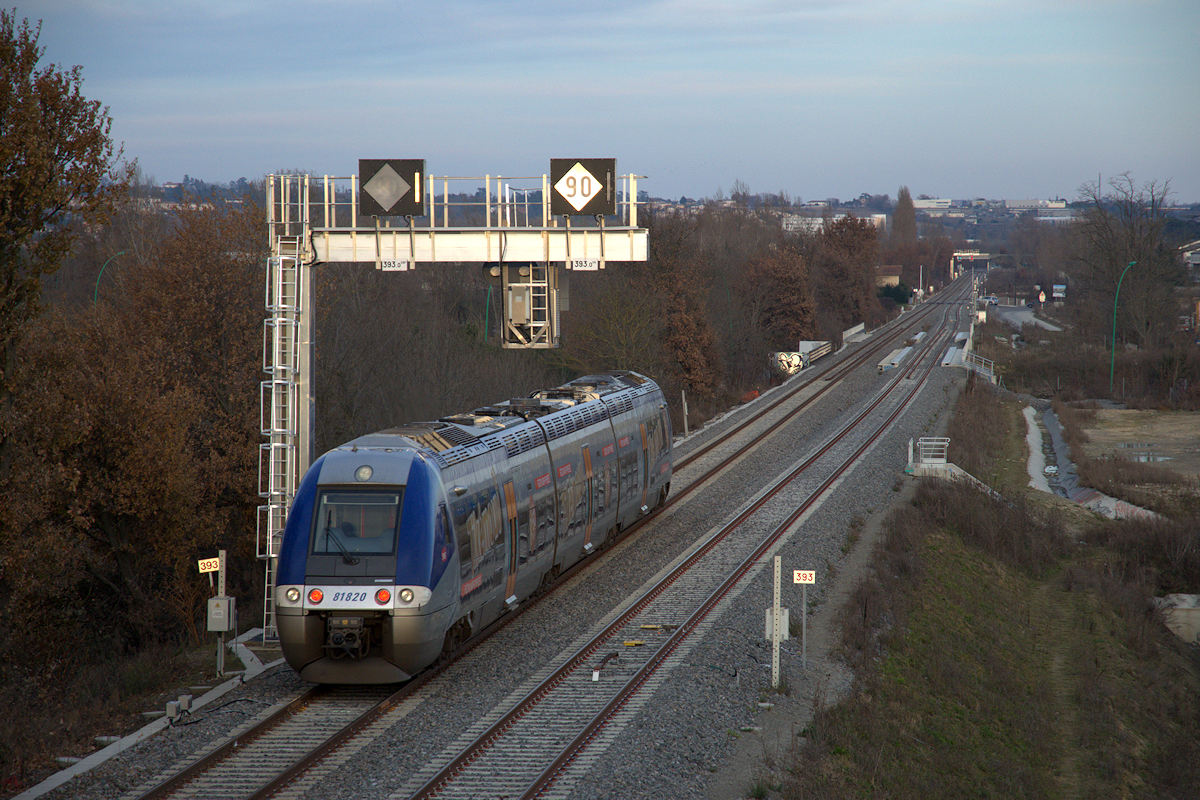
[207,596,236,633]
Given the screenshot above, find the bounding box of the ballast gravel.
[31,321,967,800]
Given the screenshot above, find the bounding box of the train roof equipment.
[338,372,654,468]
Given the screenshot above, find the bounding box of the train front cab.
[275,449,460,684]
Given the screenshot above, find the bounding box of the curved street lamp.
[92,250,126,304]
[1109,260,1136,396]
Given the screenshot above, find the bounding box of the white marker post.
[198,551,223,674]
[793,568,815,668]
[217,549,226,676]
[771,556,782,689]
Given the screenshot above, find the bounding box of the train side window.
[451,496,474,573]
[431,503,452,585]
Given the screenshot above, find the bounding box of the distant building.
[1005,198,1069,211]
[1180,240,1200,282]
[782,215,825,234]
[1035,208,1080,225]
[782,213,886,235]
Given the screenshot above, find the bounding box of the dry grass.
[973,317,1200,410]
[1079,408,1200,477]
[946,374,1030,493]
[783,380,1200,800]
[1055,399,1200,518]
[0,641,220,794]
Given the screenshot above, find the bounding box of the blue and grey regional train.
[275,371,672,683]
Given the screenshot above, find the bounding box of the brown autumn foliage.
[738,240,817,351]
[650,214,723,400]
[807,214,886,337]
[313,261,567,451]
[559,205,889,422]
[0,11,129,391]
[556,257,669,382]
[0,203,262,671]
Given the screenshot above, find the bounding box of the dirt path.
[1035,581,1083,800]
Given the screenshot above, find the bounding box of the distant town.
[145,174,1200,279]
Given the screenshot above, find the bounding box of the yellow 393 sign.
[198,557,221,574]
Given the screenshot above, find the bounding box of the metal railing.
[291,172,644,232]
[916,437,950,465]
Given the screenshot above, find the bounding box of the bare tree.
[1070,174,1182,349]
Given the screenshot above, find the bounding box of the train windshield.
[311,489,403,557]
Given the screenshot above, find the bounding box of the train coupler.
[325,615,370,659]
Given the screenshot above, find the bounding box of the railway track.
[399,284,964,800]
[128,280,971,800]
[673,285,966,477]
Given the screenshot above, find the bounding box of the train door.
[639,421,650,511]
[502,480,518,604]
[582,445,595,550]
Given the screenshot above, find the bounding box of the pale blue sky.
[26,0,1200,201]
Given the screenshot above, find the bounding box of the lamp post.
[92,250,126,304]
[1108,260,1136,396]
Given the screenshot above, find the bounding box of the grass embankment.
[781,380,1200,799]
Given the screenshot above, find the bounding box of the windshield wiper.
[325,511,359,565]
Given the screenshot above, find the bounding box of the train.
[274,371,673,683]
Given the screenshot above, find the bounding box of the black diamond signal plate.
[358,159,425,216]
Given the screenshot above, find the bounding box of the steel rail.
[525,303,959,798]
[673,279,966,475]
[138,631,487,800]
[135,686,328,800]
[667,280,969,508]
[407,293,962,799]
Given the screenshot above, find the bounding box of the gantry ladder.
[258,218,306,640]
[529,263,552,345]
[502,262,557,348]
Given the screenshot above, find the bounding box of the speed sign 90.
[550,158,616,216]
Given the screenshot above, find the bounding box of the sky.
[26,0,1200,203]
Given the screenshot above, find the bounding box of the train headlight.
[285,587,300,603]
[307,588,324,604]
[374,588,391,605]
[399,588,414,603]
[355,465,373,482]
